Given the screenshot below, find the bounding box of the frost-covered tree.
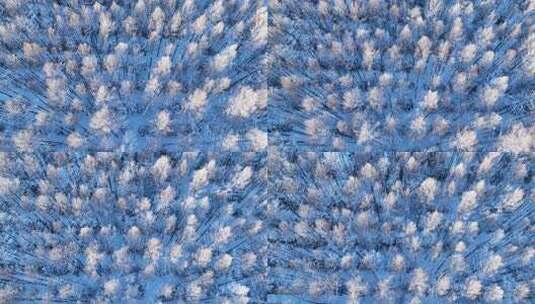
[0,0,267,152]
[269,0,535,151]
[267,151,535,303]
[0,152,268,302]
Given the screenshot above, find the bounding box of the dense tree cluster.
[0,0,267,152]
[268,151,534,303]
[0,152,268,302]
[1,1,534,303]
[269,0,535,151]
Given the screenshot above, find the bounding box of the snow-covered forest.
[0,152,268,302]
[0,0,267,152]
[268,151,534,303]
[1,0,534,303]
[269,0,535,151]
